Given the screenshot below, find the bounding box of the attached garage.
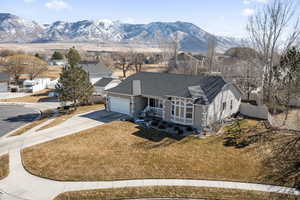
[0,82,8,92]
[108,96,131,115]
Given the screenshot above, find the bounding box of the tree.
[51,51,64,60]
[207,38,217,73]
[274,47,300,124]
[24,56,48,80]
[114,53,133,78]
[2,55,26,83]
[247,0,300,103]
[66,47,81,66]
[56,65,93,108]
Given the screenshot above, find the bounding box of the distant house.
[23,78,51,93]
[79,61,113,84]
[0,72,10,92]
[49,59,67,67]
[168,52,208,69]
[106,72,242,130]
[94,77,121,96]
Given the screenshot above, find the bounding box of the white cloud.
[243,0,269,4]
[24,0,36,3]
[243,0,251,5]
[45,0,71,10]
[242,8,255,16]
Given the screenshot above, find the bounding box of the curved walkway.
[0,110,299,200]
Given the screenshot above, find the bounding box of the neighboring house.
[0,72,10,92]
[80,61,113,84]
[168,52,208,69]
[94,78,121,96]
[106,72,242,130]
[49,59,67,67]
[23,78,51,93]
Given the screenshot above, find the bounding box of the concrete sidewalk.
[0,110,299,200]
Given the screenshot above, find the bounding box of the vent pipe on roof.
[132,80,142,96]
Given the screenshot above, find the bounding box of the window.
[222,102,226,111]
[171,97,194,124]
[230,100,233,110]
[149,98,163,108]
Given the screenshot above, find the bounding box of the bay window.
[171,97,194,124]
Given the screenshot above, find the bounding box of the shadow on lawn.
[133,126,185,143]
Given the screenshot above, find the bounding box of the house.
[23,78,51,93]
[106,72,242,130]
[49,59,67,67]
[94,78,121,96]
[79,61,113,84]
[0,72,10,92]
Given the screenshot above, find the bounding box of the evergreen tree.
[66,47,81,66]
[56,65,93,108]
[51,51,64,60]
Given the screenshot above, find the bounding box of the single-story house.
[94,78,121,96]
[106,72,242,130]
[49,59,67,67]
[0,72,10,92]
[80,61,113,84]
[23,78,51,93]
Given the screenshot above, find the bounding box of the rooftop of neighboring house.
[107,72,232,105]
[79,61,113,77]
[94,77,114,87]
[0,72,9,82]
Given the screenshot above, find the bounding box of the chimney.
[132,80,141,96]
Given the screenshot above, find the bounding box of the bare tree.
[114,53,132,78]
[159,32,180,68]
[24,55,48,80]
[207,38,217,73]
[2,55,26,84]
[247,0,300,103]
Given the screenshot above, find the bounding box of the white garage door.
[109,96,130,115]
[0,82,8,92]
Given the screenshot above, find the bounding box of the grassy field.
[112,64,167,78]
[22,120,270,184]
[0,154,9,180]
[53,186,298,200]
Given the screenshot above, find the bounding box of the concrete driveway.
[0,105,39,137]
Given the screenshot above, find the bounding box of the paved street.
[0,105,39,137]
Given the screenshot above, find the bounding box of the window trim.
[171,97,194,125]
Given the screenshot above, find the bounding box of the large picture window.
[171,98,194,124]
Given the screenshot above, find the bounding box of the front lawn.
[54,186,297,200]
[22,121,269,184]
[0,154,9,180]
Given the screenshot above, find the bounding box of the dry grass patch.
[0,154,9,180]
[53,186,298,200]
[37,104,104,131]
[40,66,62,79]
[23,121,269,184]
[0,89,57,103]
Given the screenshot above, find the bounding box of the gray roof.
[94,78,113,87]
[0,72,9,81]
[79,61,112,77]
[107,72,229,104]
[239,103,269,120]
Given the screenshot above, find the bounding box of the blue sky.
[0,0,271,37]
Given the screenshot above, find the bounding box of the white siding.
[206,84,241,125]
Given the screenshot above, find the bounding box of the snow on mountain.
[0,13,44,42]
[0,13,242,52]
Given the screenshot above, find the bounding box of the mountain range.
[0,13,242,53]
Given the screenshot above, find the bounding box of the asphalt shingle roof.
[107,72,228,104]
[94,78,113,87]
[79,61,112,77]
[0,72,9,81]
